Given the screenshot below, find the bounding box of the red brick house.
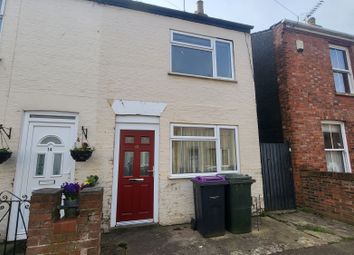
[252,19,354,223]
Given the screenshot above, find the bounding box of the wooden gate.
[260,143,296,211]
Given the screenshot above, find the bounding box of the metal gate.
[260,143,296,211]
[0,191,30,255]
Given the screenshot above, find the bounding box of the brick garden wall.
[26,187,103,255]
[301,171,354,223]
[272,23,354,211]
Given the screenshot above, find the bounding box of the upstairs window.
[321,122,351,173]
[329,45,353,94]
[171,31,234,80]
[0,0,5,32]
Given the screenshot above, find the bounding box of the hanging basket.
[70,150,93,162]
[0,150,12,164]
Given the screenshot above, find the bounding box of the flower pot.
[63,199,79,218]
[0,151,12,164]
[70,150,93,162]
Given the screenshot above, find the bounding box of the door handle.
[129,178,144,182]
[148,166,155,174]
[209,196,220,200]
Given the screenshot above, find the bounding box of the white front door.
[11,113,78,240]
[25,124,75,193]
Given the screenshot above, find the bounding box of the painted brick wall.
[273,23,354,214]
[26,187,103,255]
[0,0,262,233]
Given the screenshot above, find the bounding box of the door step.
[114,219,155,228]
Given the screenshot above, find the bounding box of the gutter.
[281,19,354,43]
[92,0,254,33]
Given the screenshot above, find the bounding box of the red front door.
[117,130,154,222]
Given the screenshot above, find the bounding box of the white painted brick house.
[0,0,262,234]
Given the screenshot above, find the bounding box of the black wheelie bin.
[191,176,228,237]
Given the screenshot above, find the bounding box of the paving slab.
[102,215,333,255]
[268,211,354,239]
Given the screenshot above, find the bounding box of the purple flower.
[61,182,80,200]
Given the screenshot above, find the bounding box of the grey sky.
[135,0,354,34]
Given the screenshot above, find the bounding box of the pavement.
[274,240,354,255]
[101,211,354,255]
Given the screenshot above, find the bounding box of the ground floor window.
[321,122,351,173]
[171,124,239,176]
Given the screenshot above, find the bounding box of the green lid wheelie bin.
[221,174,255,234]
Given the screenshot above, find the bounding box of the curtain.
[220,129,237,171]
[173,126,214,137]
[326,151,345,173]
[172,141,216,174]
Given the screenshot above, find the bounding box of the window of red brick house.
[0,0,6,32]
[321,122,351,173]
[329,45,354,94]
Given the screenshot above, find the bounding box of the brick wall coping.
[32,188,61,195]
[32,187,103,196]
[81,186,104,194]
[301,170,353,181]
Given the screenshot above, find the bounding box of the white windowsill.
[336,92,354,97]
[168,72,237,83]
[169,170,239,180]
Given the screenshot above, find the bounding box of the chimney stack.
[307,17,316,25]
[195,0,207,16]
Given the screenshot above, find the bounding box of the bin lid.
[217,174,255,184]
[191,175,228,185]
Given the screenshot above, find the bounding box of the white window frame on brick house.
[170,30,235,80]
[321,121,352,173]
[329,44,354,95]
[0,0,6,33]
[170,124,240,178]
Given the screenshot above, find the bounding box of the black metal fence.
[260,143,296,211]
[0,191,30,255]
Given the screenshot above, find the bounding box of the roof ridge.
[92,0,253,33]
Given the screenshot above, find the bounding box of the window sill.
[168,72,237,83]
[335,92,354,97]
[169,171,239,180]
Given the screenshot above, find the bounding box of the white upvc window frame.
[329,44,354,94]
[321,121,352,173]
[170,30,235,81]
[0,0,6,33]
[170,124,240,179]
